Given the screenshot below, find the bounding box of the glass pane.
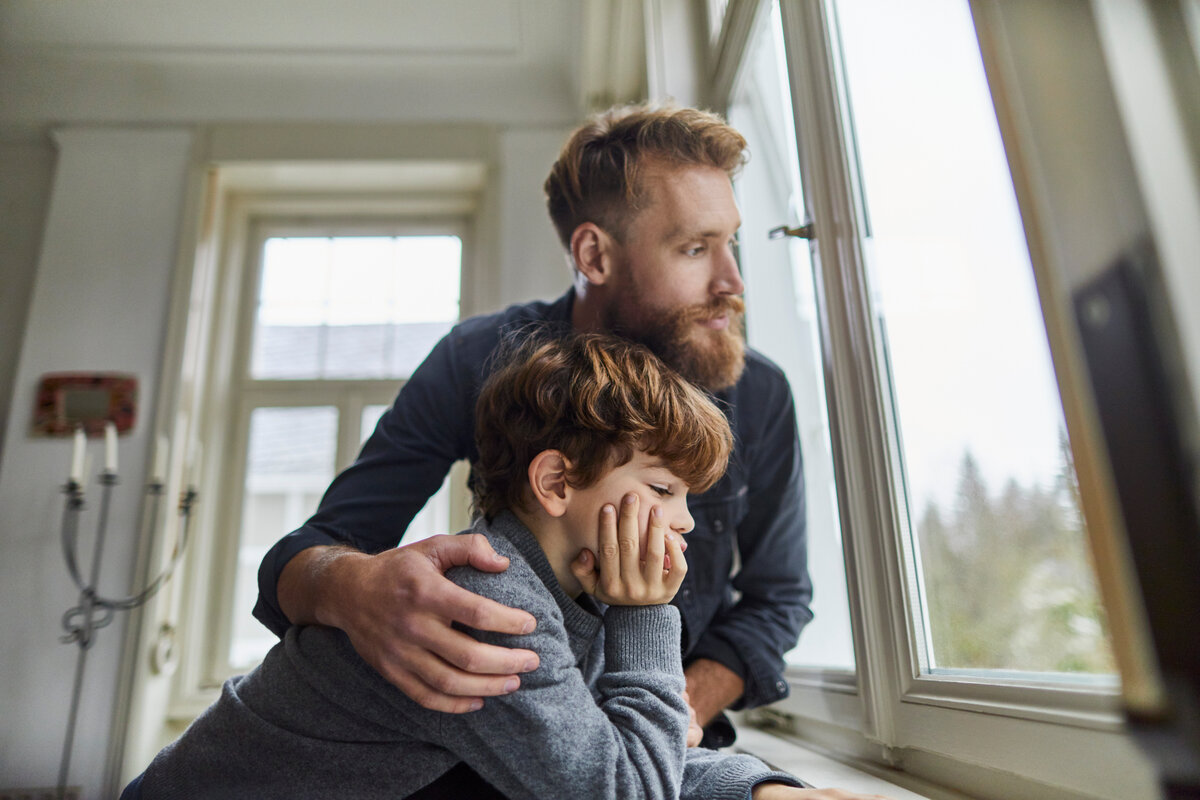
[729,1,855,672]
[229,406,338,668]
[359,403,452,545]
[834,0,1115,678]
[251,235,462,380]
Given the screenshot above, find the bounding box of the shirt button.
[713,519,725,533]
[776,681,787,692]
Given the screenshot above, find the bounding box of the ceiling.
[0,0,647,138]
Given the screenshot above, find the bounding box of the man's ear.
[528,449,571,517]
[570,222,619,287]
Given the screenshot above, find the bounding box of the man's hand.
[278,535,541,713]
[752,784,893,800]
[572,494,687,606]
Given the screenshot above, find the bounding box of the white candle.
[153,435,169,484]
[104,421,118,474]
[70,426,86,484]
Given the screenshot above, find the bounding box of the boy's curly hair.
[473,332,733,519]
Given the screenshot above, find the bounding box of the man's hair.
[544,104,748,249]
[473,332,733,519]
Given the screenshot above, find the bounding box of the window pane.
[834,0,1115,678]
[729,1,854,672]
[229,406,338,668]
[251,235,461,379]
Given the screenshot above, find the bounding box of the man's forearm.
[683,658,745,726]
[276,545,364,628]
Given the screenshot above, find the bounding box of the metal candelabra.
[56,470,195,800]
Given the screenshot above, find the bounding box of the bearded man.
[254,104,813,751]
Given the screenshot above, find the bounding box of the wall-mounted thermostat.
[33,372,138,436]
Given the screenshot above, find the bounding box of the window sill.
[731,723,970,800]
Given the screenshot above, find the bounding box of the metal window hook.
[768,221,816,240]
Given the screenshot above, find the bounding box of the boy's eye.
[650,484,673,497]
[683,245,705,257]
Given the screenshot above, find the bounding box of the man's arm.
[683,657,745,727]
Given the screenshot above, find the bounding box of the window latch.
[768,222,816,240]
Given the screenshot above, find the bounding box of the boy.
[128,334,878,800]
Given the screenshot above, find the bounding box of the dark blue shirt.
[254,289,813,710]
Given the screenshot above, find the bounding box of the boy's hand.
[573,493,687,606]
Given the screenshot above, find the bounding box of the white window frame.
[712,2,1168,798]
[168,188,478,720]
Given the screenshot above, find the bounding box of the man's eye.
[650,484,673,497]
[683,245,705,257]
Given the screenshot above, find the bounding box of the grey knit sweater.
[139,512,801,799]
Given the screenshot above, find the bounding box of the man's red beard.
[605,296,747,391]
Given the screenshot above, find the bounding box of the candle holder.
[56,470,196,800]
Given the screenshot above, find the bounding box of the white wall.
[0,128,193,795]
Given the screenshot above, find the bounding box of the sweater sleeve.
[681,747,805,800]
[415,563,690,800]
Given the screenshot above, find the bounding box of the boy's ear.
[528,449,571,517]
[570,222,618,287]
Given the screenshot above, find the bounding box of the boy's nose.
[672,507,695,535]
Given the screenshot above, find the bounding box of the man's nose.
[712,242,745,296]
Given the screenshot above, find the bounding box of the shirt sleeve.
[408,565,692,800]
[252,329,475,637]
[687,374,814,710]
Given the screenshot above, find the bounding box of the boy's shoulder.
[445,525,555,615]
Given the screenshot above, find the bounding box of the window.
[216,226,464,675]
[832,0,1114,682]
[721,1,1159,798]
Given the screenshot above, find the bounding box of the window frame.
[716,2,1162,798]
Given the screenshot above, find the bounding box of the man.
[254,104,813,746]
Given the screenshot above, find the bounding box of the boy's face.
[564,450,695,564]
